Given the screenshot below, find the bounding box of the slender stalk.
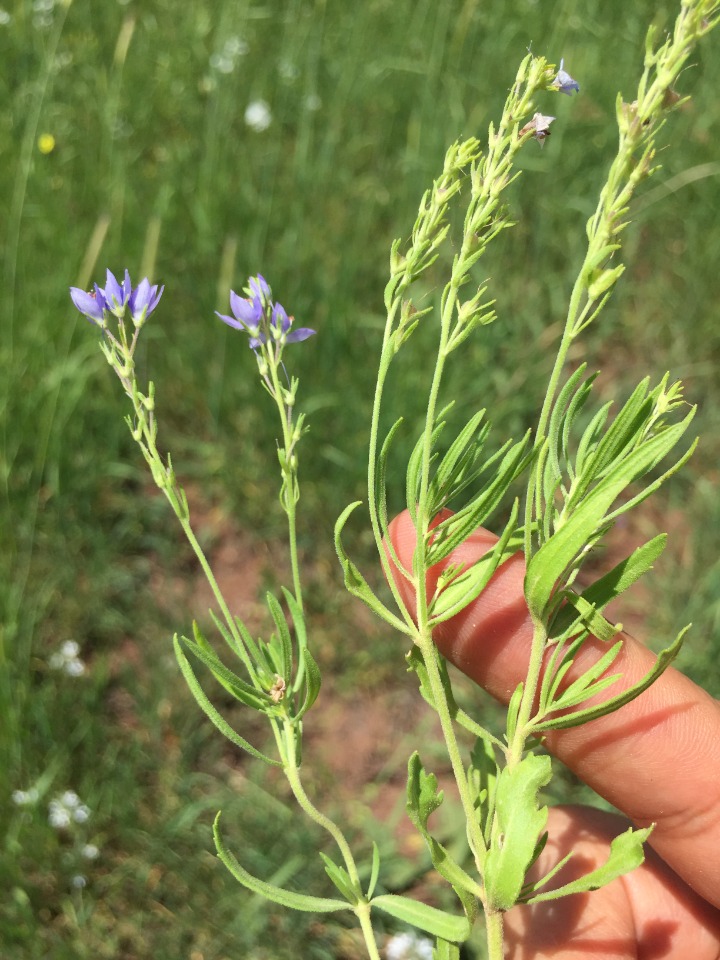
[177,516,257,677]
[507,620,548,767]
[417,629,488,867]
[282,723,361,887]
[268,359,305,610]
[355,904,383,960]
[485,907,505,960]
[282,721,383,960]
[366,308,415,625]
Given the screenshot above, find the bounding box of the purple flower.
[554,59,579,96]
[70,269,164,327]
[216,289,264,334]
[103,269,132,315]
[128,276,164,326]
[217,276,315,351]
[248,274,271,303]
[69,284,107,325]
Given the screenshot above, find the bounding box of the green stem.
[282,723,361,888]
[269,360,305,611]
[485,907,505,960]
[366,308,415,626]
[418,631,488,867]
[412,277,490,869]
[507,620,548,766]
[356,903,383,960]
[124,378,257,677]
[282,722,382,959]
[177,516,256,676]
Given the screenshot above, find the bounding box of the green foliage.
[483,756,552,911]
[522,824,653,903]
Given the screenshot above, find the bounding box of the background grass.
[2,0,720,957]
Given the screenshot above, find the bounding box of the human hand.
[388,510,720,959]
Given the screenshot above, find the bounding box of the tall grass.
[2,0,719,956]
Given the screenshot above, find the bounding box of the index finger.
[388,509,720,908]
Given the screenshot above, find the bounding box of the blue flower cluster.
[70,269,164,327]
[216,274,315,351]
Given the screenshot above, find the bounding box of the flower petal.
[272,302,291,334]
[69,286,105,323]
[230,290,262,328]
[249,274,271,302]
[285,327,316,343]
[554,59,579,95]
[216,310,247,330]
[104,269,125,311]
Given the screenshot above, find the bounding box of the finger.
[387,509,720,908]
[504,806,720,959]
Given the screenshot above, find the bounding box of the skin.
[387,509,720,959]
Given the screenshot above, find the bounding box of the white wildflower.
[49,640,86,677]
[48,791,91,829]
[244,100,272,132]
[12,787,39,806]
[385,930,434,960]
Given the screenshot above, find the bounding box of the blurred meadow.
[2,0,720,957]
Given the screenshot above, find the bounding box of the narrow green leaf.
[429,503,520,624]
[574,401,612,478]
[539,633,587,714]
[319,853,361,903]
[282,587,307,653]
[433,940,461,960]
[266,592,293,682]
[178,634,270,711]
[371,895,471,943]
[427,836,482,910]
[206,609,258,678]
[554,639,623,706]
[550,534,666,639]
[334,503,412,634]
[173,638,280,765]
[504,682,524,745]
[428,409,489,509]
[525,825,652,903]
[605,436,698,524]
[428,437,531,565]
[295,647,321,720]
[559,593,622,643]
[468,737,499,843]
[213,814,348,912]
[571,378,653,501]
[534,625,689,731]
[484,754,552,910]
[546,365,590,490]
[526,412,693,619]
[367,842,381,900]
